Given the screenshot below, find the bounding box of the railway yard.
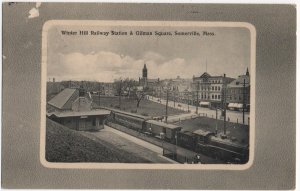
[46,95,249,164]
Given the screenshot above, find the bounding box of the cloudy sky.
[47,25,251,82]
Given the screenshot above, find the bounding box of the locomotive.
[177,130,249,163]
[107,109,249,163]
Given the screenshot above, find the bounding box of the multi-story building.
[226,69,250,111]
[192,72,235,108]
[154,77,192,103]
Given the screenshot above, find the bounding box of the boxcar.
[145,120,182,143]
[193,129,215,153]
[177,131,197,150]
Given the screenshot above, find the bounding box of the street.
[147,95,250,125]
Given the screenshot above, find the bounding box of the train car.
[208,136,249,163]
[108,109,150,131]
[145,120,182,143]
[177,131,197,150]
[193,129,215,153]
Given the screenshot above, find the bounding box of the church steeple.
[143,63,147,78]
[246,67,249,76]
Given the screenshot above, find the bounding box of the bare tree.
[135,90,145,108]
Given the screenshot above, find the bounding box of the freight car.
[177,131,197,150]
[145,120,182,143]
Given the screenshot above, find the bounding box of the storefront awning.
[228,103,243,108]
[200,101,210,106]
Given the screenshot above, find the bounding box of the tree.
[135,89,145,108]
[113,78,146,108]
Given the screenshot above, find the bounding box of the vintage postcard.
[41,20,256,170]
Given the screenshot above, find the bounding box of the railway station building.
[46,84,110,131]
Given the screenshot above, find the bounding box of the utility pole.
[223,74,227,135]
[215,108,218,134]
[160,86,162,100]
[196,81,199,114]
[173,91,176,107]
[165,89,169,123]
[187,93,190,112]
[98,83,101,108]
[243,78,246,125]
[119,80,122,109]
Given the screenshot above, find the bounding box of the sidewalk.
[147,95,250,125]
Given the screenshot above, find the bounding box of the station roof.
[47,109,110,118]
[48,88,78,109]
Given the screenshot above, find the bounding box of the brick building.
[192,72,235,108]
[226,68,250,111]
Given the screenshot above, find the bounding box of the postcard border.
[40,20,256,170]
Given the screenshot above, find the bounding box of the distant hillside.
[45,119,150,163]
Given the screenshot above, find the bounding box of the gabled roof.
[48,88,78,110]
[199,72,211,79]
[227,75,250,88]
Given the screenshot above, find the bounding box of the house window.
[212,95,215,99]
[218,95,221,99]
[218,87,221,91]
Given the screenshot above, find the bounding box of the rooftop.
[48,88,78,109]
[47,109,111,118]
[227,75,250,88]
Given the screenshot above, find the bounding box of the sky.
[47,24,251,82]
